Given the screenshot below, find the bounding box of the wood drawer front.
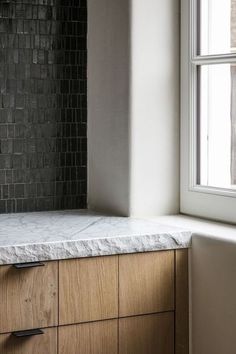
[59,256,118,325]
[175,249,189,354]
[119,251,174,317]
[0,327,57,354]
[119,313,174,354]
[0,262,58,333]
[59,320,118,354]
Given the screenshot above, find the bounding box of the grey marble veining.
[0,210,192,265]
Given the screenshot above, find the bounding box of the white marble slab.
[0,210,192,265]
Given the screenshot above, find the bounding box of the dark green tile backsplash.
[0,0,87,213]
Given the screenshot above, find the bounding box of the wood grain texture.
[175,249,189,354]
[59,320,118,354]
[119,251,174,317]
[119,312,174,354]
[59,256,118,325]
[0,262,58,333]
[0,328,57,354]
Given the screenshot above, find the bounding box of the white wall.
[191,234,236,354]
[129,0,180,215]
[88,0,180,216]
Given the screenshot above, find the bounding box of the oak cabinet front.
[59,320,118,354]
[119,313,174,354]
[0,249,188,354]
[175,249,189,354]
[59,256,118,325]
[0,328,57,354]
[0,262,58,333]
[119,251,175,317]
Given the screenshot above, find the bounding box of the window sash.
[190,0,236,63]
[181,0,236,223]
[188,0,236,197]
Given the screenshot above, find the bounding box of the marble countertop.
[0,210,192,265]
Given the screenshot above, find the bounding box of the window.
[181,0,236,223]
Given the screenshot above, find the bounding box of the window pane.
[198,0,236,55]
[197,64,236,189]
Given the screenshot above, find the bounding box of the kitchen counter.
[0,210,192,265]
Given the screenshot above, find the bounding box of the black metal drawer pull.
[12,329,44,338]
[13,262,45,269]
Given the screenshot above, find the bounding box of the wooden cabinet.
[0,249,188,354]
[175,249,189,354]
[0,328,57,354]
[119,313,174,354]
[0,262,58,333]
[119,251,174,317]
[59,320,118,354]
[59,256,118,325]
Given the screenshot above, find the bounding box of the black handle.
[12,329,44,338]
[13,262,45,269]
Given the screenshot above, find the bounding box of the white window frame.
[181,0,236,224]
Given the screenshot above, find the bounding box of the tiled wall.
[0,0,87,213]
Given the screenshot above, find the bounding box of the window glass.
[198,0,236,55]
[197,64,236,189]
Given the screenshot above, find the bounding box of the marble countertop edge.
[0,233,192,265]
[0,210,194,264]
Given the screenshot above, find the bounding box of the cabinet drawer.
[59,256,118,325]
[0,327,57,354]
[119,251,174,317]
[59,320,118,354]
[0,261,58,333]
[119,313,174,354]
